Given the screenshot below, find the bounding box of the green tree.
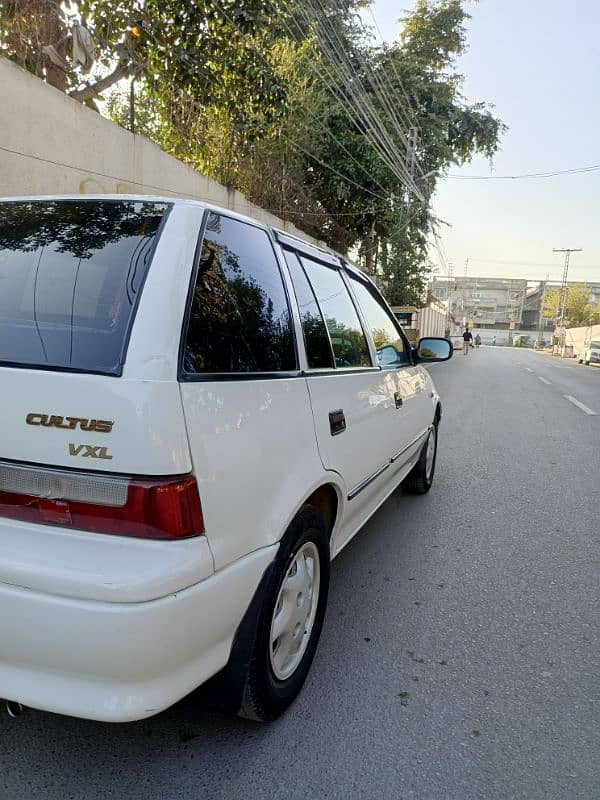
[543,284,600,326]
[0,0,75,92]
[1,0,505,307]
[1,0,286,117]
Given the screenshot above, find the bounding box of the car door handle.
[394,392,403,409]
[329,409,346,436]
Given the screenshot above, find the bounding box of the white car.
[0,196,452,722]
[578,340,600,365]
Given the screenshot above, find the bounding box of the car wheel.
[238,506,330,721]
[585,360,590,366]
[578,359,583,364]
[402,423,438,495]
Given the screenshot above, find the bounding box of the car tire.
[585,360,590,366]
[578,359,583,364]
[238,506,330,721]
[402,424,438,495]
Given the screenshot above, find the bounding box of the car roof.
[0,194,370,282]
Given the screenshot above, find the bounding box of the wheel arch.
[301,482,341,541]
[198,483,340,716]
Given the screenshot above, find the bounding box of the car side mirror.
[416,337,453,362]
[377,344,401,366]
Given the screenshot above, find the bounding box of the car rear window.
[0,199,169,375]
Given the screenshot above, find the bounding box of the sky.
[365,0,600,284]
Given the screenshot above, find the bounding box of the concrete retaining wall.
[0,58,317,243]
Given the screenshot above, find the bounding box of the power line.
[286,135,388,200]
[279,0,413,196]
[291,0,425,200]
[210,0,391,205]
[366,6,421,136]
[259,0,391,195]
[456,256,600,270]
[271,207,384,217]
[448,163,600,180]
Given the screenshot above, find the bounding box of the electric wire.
[212,0,391,205]
[290,0,425,199]
[366,6,421,135]
[448,163,600,180]
[280,0,418,194]
[259,0,391,196]
[308,1,424,199]
[305,0,427,193]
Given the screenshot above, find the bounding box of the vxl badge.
[26,412,114,460]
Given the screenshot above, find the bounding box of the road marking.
[538,376,552,385]
[564,395,597,415]
[525,368,534,373]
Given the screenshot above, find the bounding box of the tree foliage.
[0,0,506,307]
[543,284,600,327]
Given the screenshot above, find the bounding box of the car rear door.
[177,212,323,570]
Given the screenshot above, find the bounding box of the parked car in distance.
[450,334,464,352]
[0,196,452,723]
[578,339,600,365]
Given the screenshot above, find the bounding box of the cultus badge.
[26,413,113,433]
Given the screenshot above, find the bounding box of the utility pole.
[129,76,135,134]
[518,284,526,328]
[406,127,419,183]
[553,248,582,326]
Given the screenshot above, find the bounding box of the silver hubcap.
[269,542,321,681]
[425,428,436,479]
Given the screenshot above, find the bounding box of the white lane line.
[538,376,552,385]
[564,395,597,415]
[525,368,534,373]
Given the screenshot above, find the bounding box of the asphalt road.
[1,347,599,800]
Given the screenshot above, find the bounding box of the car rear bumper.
[0,544,277,722]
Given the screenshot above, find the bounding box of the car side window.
[183,213,296,374]
[300,256,371,368]
[348,277,409,367]
[283,250,334,369]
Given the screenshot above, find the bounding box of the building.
[430,276,529,328]
[429,275,600,344]
[391,296,449,343]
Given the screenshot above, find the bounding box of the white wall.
[565,323,600,357]
[0,58,319,244]
[418,305,447,338]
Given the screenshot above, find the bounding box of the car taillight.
[0,461,204,540]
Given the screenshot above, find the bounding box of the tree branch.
[69,62,130,103]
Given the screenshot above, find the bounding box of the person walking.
[492,335,496,346]
[462,327,473,355]
[475,333,481,349]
